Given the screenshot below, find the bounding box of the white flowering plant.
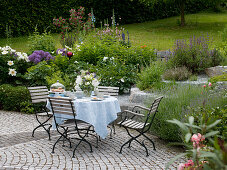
[0,46,30,84]
[74,70,100,93]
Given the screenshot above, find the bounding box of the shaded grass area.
[0,11,227,52]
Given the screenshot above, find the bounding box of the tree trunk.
[180,0,186,26]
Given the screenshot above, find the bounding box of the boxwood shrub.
[0,84,31,112]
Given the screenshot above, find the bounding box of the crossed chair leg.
[32,115,53,140]
[52,126,99,158]
[119,127,156,157]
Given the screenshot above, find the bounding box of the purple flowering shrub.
[167,35,223,73]
[28,50,55,64]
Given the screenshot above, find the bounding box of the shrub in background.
[96,58,137,93]
[167,35,224,73]
[28,28,55,54]
[163,66,192,81]
[209,73,227,83]
[0,84,31,112]
[137,61,166,90]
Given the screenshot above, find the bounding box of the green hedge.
[0,0,214,37]
[0,84,31,112]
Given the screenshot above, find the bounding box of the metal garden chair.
[97,86,120,137]
[48,97,98,158]
[28,86,53,140]
[118,96,163,156]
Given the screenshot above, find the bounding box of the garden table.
[46,96,121,139]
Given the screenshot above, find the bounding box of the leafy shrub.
[189,106,227,141]
[137,61,166,90]
[0,84,31,112]
[163,66,192,81]
[166,115,227,170]
[28,28,55,54]
[0,46,31,85]
[72,33,156,68]
[146,84,226,142]
[209,73,227,83]
[25,61,54,86]
[189,74,198,81]
[20,101,35,114]
[167,35,224,73]
[96,58,137,93]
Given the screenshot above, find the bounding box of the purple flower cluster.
[56,48,67,56]
[28,50,55,64]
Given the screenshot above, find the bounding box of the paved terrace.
[0,110,185,170]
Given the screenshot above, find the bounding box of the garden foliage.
[28,28,55,54]
[0,84,31,112]
[0,46,31,85]
[146,84,226,142]
[137,61,166,90]
[167,35,224,73]
[0,0,215,37]
[163,66,192,81]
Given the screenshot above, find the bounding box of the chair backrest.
[28,86,49,104]
[145,96,163,131]
[97,86,119,97]
[48,97,76,117]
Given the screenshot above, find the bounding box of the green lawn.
[0,11,227,52]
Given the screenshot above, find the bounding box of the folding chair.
[118,96,163,156]
[97,86,119,138]
[48,97,98,158]
[28,86,53,140]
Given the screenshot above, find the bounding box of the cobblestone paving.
[0,111,185,170]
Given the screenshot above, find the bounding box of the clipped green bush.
[163,66,192,81]
[0,84,31,112]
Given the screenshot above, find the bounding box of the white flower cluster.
[0,46,29,62]
[74,70,100,91]
[103,56,114,62]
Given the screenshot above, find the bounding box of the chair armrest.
[132,105,150,112]
[124,110,145,117]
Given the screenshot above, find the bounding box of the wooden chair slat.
[29,89,49,93]
[31,95,49,100]
[30,92,49,97]
[32,98,47,103]
[28,86,48,90]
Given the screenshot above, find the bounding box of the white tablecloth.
[47,96,121,139]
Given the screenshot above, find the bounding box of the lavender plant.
[167,34,223,73]
[28,50,55,64]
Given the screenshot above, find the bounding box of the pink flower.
[203,85,206,88]
[208,82,212,87]
[191,133,205,148]
[177,163,185,170]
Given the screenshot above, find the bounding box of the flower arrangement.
[28,50,55,64]
[74,70,100,95]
